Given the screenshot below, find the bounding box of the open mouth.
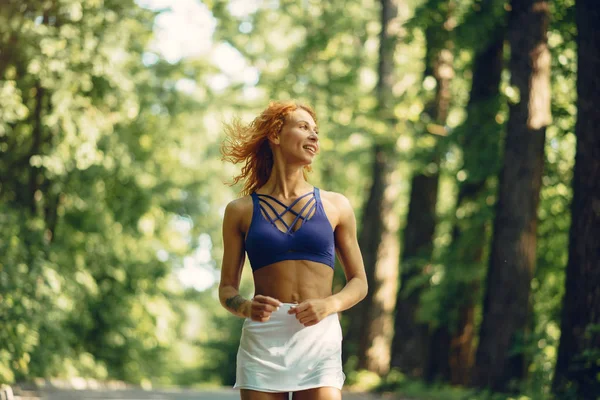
[303,145,317,154]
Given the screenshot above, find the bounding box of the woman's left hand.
[288,299,332,327]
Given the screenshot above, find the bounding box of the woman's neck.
[261,166,312,199]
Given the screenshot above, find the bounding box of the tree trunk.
[390,171,438,377]
[473,0,550,392]
[552,0,600,397]
[356,142,400,375]
[349,0,403,375]
[425,3,505,384]
[391,13,454,378]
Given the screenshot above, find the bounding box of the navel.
[290,292,301,304]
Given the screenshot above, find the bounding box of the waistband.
[246,303,340,322]
[265,302,303,319]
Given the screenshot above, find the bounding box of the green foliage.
[0,0,215,385]
[375,370,555,400]
[197,311,244,386]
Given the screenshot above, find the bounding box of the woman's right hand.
[245,295,282,322]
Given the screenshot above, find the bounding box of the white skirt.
[234,303,346,393]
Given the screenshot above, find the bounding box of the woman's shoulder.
[224,195,254,219]
[318,189,353,212]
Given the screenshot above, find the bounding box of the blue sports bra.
[244,187,335,271]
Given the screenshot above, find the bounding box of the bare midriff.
[252,259,334,303]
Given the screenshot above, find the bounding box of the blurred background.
[1,0,598,399]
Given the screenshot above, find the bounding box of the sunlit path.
[37,388,403,400]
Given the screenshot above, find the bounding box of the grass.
[346,369,551,400]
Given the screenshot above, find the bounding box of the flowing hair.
[221,101,317,196]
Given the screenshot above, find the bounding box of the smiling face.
[271,108,319,166]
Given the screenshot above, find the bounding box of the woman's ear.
[268,131,280,145]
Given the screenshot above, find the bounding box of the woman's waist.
[252,265,334,303]
[252,291,332,304]
[243,303,340,330]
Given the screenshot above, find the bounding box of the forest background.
[1,0,598,399]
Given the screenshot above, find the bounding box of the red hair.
[221,101,317,196]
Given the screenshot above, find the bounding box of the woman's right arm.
[219,200,252,318]
[218,199,281,320]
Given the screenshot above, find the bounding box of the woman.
[219,101,368,400]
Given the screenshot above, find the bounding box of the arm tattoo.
[225,295,247,311]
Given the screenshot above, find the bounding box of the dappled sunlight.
[0,0,593,399]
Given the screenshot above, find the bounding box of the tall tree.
[391,1,454,378]
[352,0,403,375]
[473,0,551,392]
[424,0,506,385]
[552,0,600,397]
[0,0,204,383]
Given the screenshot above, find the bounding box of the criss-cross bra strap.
[287,197,317,233]
[257,192,311,210]
[258,198,292,229]
[258,195,301,217]
[256,191,316,233]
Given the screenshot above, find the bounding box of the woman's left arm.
[326,192,368,313]
[288,193,368,326]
